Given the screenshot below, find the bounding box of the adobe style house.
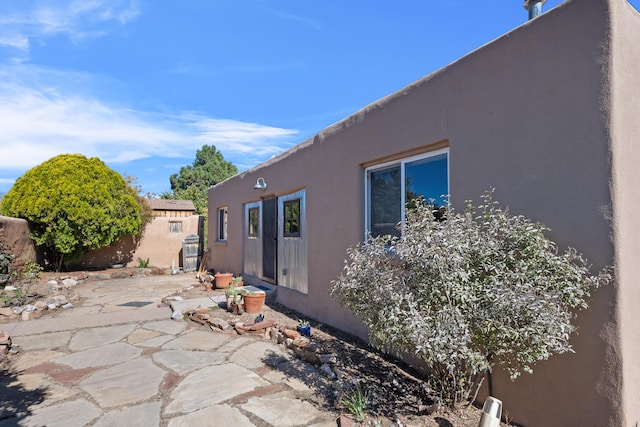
[207,0,640,424]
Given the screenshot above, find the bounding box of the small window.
[248,207,259,238]
[169,221,183,233]
[283,199,301,237]
[217,207,228,241]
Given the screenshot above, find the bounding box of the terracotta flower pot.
[214,273,233,289]
[243,293,265,314]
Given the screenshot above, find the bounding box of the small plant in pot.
[225,284,247,312]
[297,319,311,337]
[231,275,244,287]
[243,291,265,314]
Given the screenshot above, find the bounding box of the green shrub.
[331,189,612,407]
[0,154,146,271]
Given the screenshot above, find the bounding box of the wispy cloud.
[0,65,298,173]
[0,0,140,51]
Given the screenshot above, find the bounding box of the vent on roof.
[524,0,546,20]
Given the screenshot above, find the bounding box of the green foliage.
[137,257,150,268]
[0,154,146,271]
[165,145,238,215]
[339,384,370,422]
[331,189,612,407]
[22,259,43,283]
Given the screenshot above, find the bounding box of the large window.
[366,150,448,238]
[217,207,228,241]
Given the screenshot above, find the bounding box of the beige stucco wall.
[610,1,640,425]
[83,215,203,269]
[208,0,639,424]
[0,215,39,269]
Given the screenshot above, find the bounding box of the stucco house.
[207,0,640,425]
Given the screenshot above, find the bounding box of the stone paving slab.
[165,363,269,414]
[11,398,102,427]
[79,358,166,408]
[4,305,171,336]
[93,401,162,427]
[11,330,73,351]
[167,404,256,427]
[53,342,141,369]
[162,330,231,351]
[242,393,329,427]
[153,349,227,375]
[169,297,218,314]
[68,324,136,351]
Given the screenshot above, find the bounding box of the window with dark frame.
[217,207,228,241]
[248,207,259,238]
[283,199,301,237]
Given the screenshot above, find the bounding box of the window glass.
[369,166,401,238]
[283,199,301,237]
[405,154,448,209]
[218,207,228,241]
[248,208,259,237]
[368,151,448,238]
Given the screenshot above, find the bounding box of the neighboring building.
[146,199,197,218]
[83,199,203,270]
[207,0,640,425]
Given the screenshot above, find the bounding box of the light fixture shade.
[253,177,267,190]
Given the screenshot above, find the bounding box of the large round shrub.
[0,154,145,270]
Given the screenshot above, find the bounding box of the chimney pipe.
[524,0,546,20]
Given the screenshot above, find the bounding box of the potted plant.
[231,275,244,287]
[225,284,246,311]
[214,272,233,289]
[297,319,311,337]
[243,291,265,314]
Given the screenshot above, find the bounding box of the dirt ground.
[1,268,504,427]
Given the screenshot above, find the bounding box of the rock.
[0,307,14,317]
[22,310,43,320]
[0,330,10,346]
[12,306,24,315]
[24,304,36,312]
[4,285,17,291]
[304,349,321,365]
[34,301,47,311]
[210,318,231,330]
[61,278,78,288]
[318,353,337,364]
[283,329,301,339]
[248,319,276,331]
[320,364,337,379]
[62,303,74,309]
[48,304,57,310]
[171,311,183,320]
[46,295,68,306]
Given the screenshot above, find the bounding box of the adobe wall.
[208,0,633,424]
[609,0,640,424]
[0,215,38,269]
[82,215,203,269]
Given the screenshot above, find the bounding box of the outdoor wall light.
[253,177,267,190]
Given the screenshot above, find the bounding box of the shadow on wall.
[81,234,142,269]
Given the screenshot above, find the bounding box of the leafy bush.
[0,154,146,271]
[331,190,612,407]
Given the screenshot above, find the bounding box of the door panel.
[262,197,277,283]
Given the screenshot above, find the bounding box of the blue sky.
[1,0,636,195]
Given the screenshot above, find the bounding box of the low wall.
[82,215,203,269]
[0,216,39,269]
